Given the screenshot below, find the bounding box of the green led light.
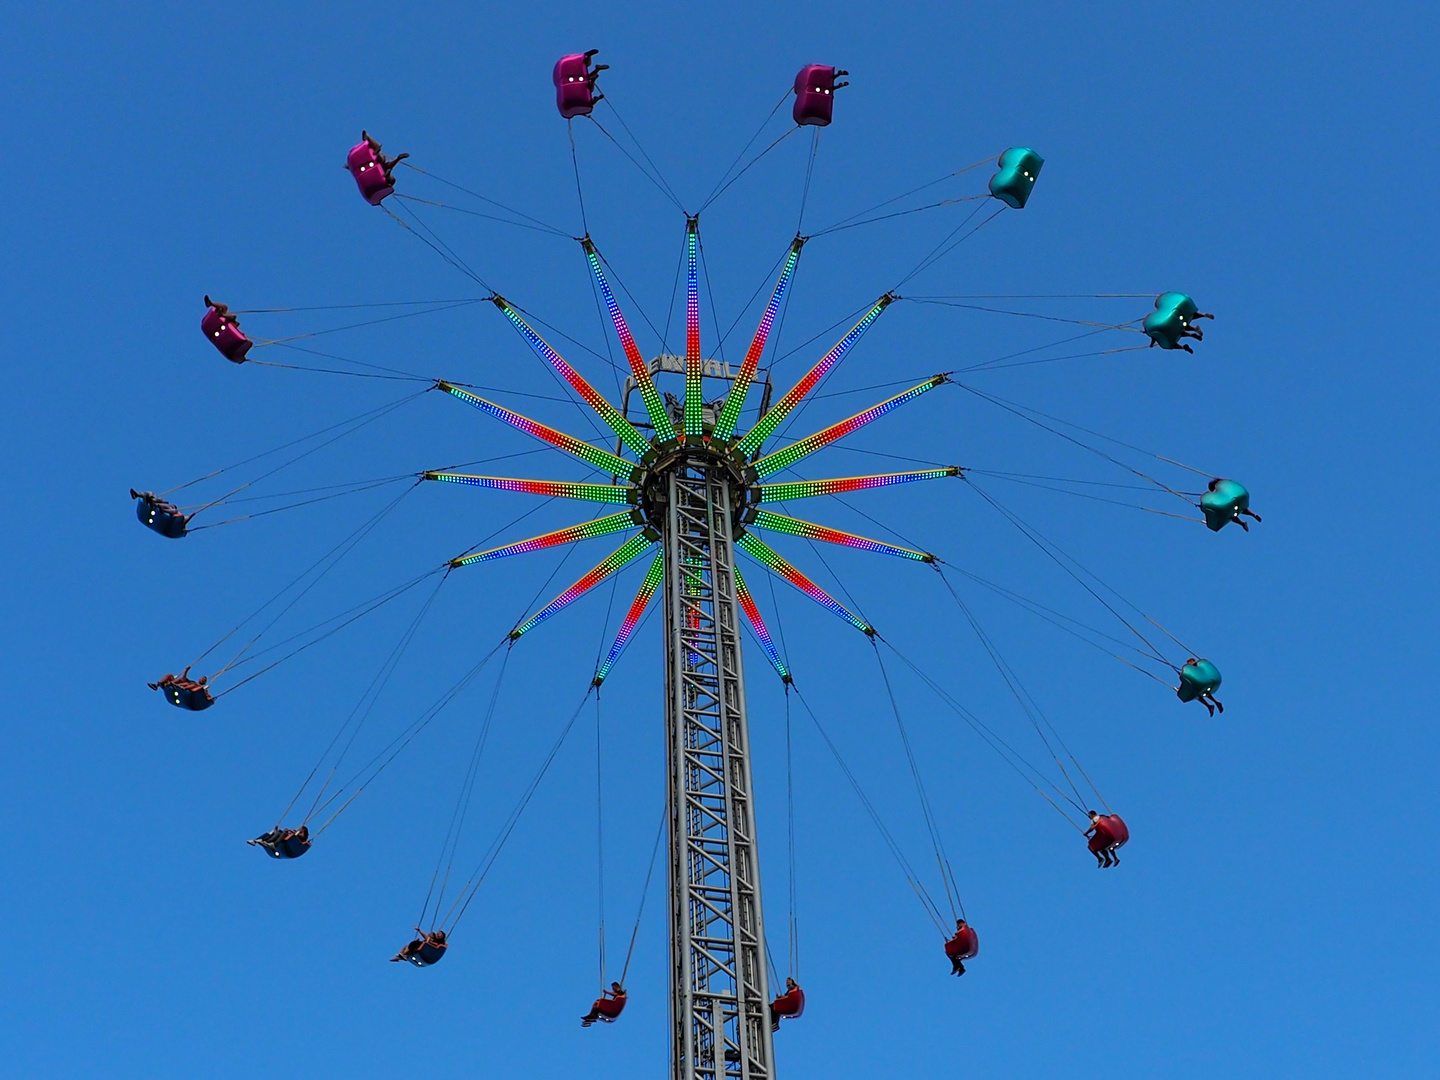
[753,376,944,479]
[512,534,654,638]
[735,295,893,459]
[749,510,931,561]
[439,382,636,477]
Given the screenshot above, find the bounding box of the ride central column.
[660,455,775,1080]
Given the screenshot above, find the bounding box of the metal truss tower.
[661,456,775,1080]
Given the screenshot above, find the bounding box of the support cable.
[382,201,495,293]
[161,389,428,504]
[619,803,667,986]
[872,642,962,921]
[276,570,448,827]
[424,646,514,930]
[933,569,1098,813]
[963,477,1191,665]
[956,381,1208,506]
[795,127,821,233]
[893,204,1006,290]
[569,120,589,236]
[790,685,948,932]
[394,161,573,236]
[309,638,509,837]
[204,482,422,679]
[699,89,793,212]
[585,114,687,213]
[443,685,596,932]
[597,98,687,211]
[876,639,1087,827]
[247,299,488,349]
[812,154,997,235]
[785,689,799,977]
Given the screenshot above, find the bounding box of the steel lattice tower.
[661,457,774,1080]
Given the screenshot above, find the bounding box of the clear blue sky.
[2,3,1436,1077]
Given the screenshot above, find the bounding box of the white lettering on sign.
[647,354,743,379]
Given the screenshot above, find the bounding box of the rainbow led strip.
[451,510,640,567]
[584,240,676,443]
[755,468,960,502]
[684,220,703,439]
[593,551,665,684]
[753,375,946,479]
[424,473,635,504]
[512,534,655,639]
[735,295,895,459]
[734,567,789,682]
[748,510,933,561]
[494,298,652,457]
[714,237,804,442]
[439,382,635,477]
[736,533,874,635]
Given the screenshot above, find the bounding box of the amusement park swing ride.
[134,54,1257,1080]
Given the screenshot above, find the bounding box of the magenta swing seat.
[201,306,252,363]
[346,140,394,205]
[554,51,604,119]
[793,63,847,127]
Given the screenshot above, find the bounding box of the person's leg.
[1242,508,1262,522]
[1110,845,1120,866]
[1235,516,1250,531]
[1180,343,1194,354]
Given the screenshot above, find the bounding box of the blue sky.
[2,2,1436,1077]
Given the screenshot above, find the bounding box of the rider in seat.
[362,130,409,184]
[944,918,978,975]
[1086,810,1128,867]
[148,665,215,710]
[581,981,628,1026]
[391,928,447,966]
[770,977,805,1030]
[248,824,311,859]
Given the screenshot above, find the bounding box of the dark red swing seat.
[1087,813,1130,855]
[771,985,805,1021]
[944,925,979,961]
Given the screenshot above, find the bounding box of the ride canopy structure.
[131,52,1261,1080]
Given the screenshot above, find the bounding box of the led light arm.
[511,534,655,639]
[583,239,676,443]
[450,510,642,567]
[438,381,635,477]
[734,566,790,683]
[755,468,960,502]
[734,294,895,459]
[423,473,636,505]
[736,533,875,636]
[492,298,652,458]
[714,236,805,442]
[752,375,947,479]
[593,551,665,684]
[684,218,703,439]
[747,510,933,561]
